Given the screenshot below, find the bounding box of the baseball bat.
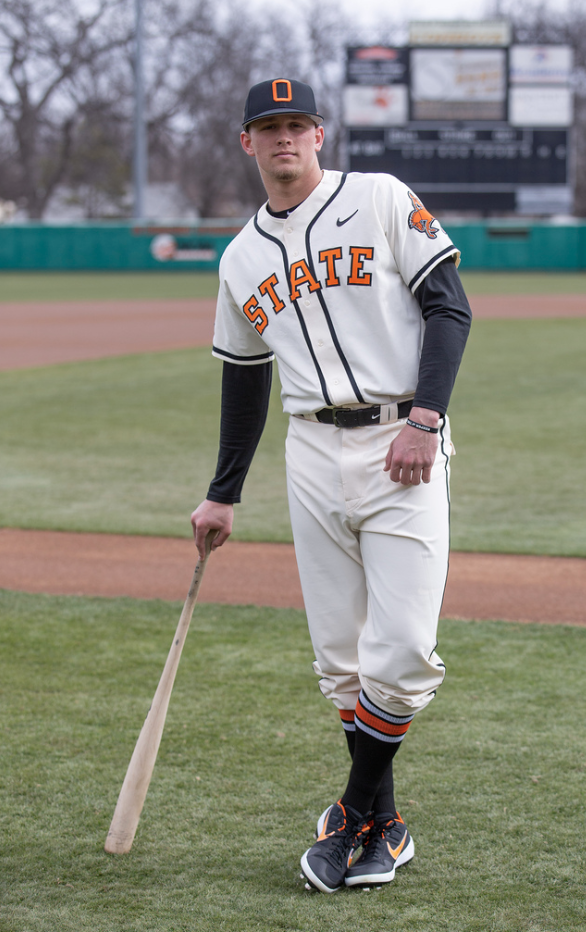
[104,531,215,854]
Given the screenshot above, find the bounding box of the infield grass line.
[0,590,585,932]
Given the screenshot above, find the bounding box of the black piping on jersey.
[304,173,366,404]
[253,213,333,406]
[212,346,274,363]
[408,246,459,293]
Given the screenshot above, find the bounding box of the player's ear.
[241,130,255,157]
[315,124,324,152]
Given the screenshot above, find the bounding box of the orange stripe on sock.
[339,709,355,723]
[355,706,412,737]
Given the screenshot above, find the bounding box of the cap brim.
[243,108,324,129]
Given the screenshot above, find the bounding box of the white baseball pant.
[285,414,452,718]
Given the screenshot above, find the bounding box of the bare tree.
[0,0,132,217]
[63,107,131,218]
[0,0,410,220]
[172,0,357,217]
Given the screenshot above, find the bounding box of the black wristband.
[406,418,439,434]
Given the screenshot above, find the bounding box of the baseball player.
[191,78,472,893]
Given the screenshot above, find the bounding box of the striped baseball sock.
[338,706,396,816]
[338,708,356,754]
[340,690,414,816]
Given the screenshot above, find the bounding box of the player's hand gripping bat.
[104,532,215,854]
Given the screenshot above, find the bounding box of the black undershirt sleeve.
[412,256,472,416]
[206,361,272,504]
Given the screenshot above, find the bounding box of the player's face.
[241,114,324,184]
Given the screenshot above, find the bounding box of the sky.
[339,0,490,24]
[336,0,574,21]
[250,0,576,39]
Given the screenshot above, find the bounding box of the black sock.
[372,759,397,818]
[340,690,413,816]
[341,715,396,816]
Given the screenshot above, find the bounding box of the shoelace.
[322,819,370,868]
[363,818,397,858]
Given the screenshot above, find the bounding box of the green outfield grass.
[0,271,219,301]
[0,347,292,542]
[459,270,586,294]
[0,589,584,932]
[1,269,586,301]
[1,317,585,555]
[449,317,586,555]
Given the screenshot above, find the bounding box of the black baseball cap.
[243,79,323,130]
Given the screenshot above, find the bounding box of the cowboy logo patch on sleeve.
[407,191,439,240]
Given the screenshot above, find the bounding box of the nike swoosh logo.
[336,209,358,227]
[317,811,335,842]
[387,831,408,861]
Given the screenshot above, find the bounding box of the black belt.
[315,401,412,428]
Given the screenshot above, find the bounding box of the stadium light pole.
[133,0,147,219]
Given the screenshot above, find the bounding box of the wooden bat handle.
[104,532,215,854]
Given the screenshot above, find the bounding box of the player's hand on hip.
[384,407,440,486]
[191,500,234,560]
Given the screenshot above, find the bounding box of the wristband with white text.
[406,418,439,434]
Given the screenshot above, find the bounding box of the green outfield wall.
[1,219,586,271]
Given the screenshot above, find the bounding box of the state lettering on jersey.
[243,295,268,334]
[318,247,342,287]
[289,260,321,301]
[242,245,373,331]
[348,247,374,286]
[259,273,285,313]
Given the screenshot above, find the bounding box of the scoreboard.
[344,27,573,215]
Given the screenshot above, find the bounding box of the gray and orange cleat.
[301,799,370,893]
[344,811,414,887]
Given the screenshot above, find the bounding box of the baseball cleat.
[344,811,414,887]
[301,799,370,894]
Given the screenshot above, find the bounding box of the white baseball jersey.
[212,170,460,416]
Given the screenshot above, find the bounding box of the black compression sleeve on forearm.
[206,361,273,504]
[412,257,472,415]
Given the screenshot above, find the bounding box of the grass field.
[0,348,290,542]
[1,269,585,931]
[0,271,220,302]
[0,589,585,932]
[1,318,585,554]
[459,271,586,294]
[2,269,586,301]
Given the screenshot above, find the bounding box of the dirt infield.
[1,528,584,625]
[0,297,215,370]
[2,292,585,623]
[1,293,585,370]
